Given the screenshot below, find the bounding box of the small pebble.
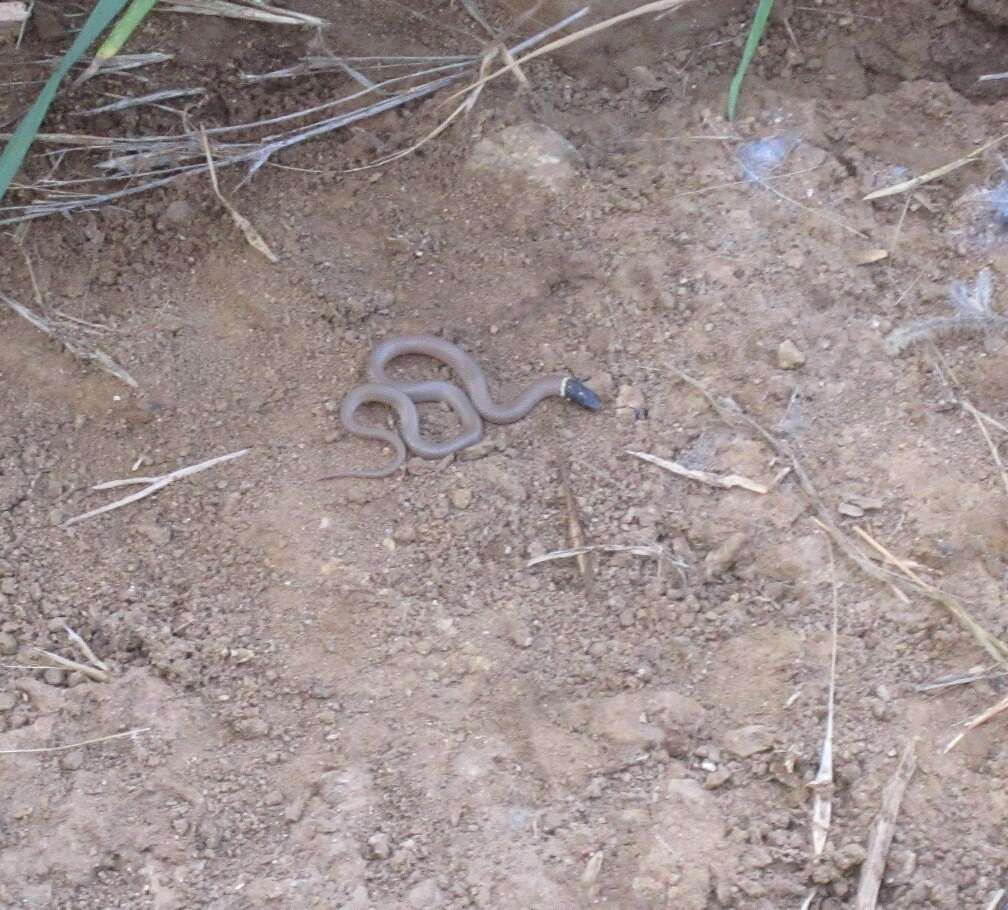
[538,809,562,834]
[704,532,747,580]
[509,621,533,649]
[0,632,16,656]
[60,750,85,772]
[43,668,65,687]
[847,493,884,511]
[367,832,392,859]
[233,716,269,739]
[450,488,473,509]
[264,790,284,807]
[838,502,864,518]
[406,878,443,909]
[0,578,16,596]
[835,842,868,871]
[0,691,18,711]
[704,768,733,789]
[458,439,500,461]
[777,339,806,370]
[392,523,417,544]
[721,724,774,757]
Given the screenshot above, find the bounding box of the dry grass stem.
[852,526,1008,663]
[961,400,1008,500]
[915,664,1002,692]
[79,87,206,117]
[65,625,110,673]
[851,527,927,586]
[984,888,1006,910]
[558,458,595,594]
[0,727,150,755]
[969,405,1008,437]
[527,543,666,568]
[854,738,918,910]
[1,664,71,671]
[200,129,277,261]
[626,449,768,493]
[581,850,604,884]
[32,647,108,683]
[752,171,870,241]
[64,449,249,527]
[864,131,1008,201]
[2,7,590,222]
[809,540,839,856]
[161,0,326,26]
[442,1,698,107]
[944,692,1008,752]
[0,291,137,387]
[669,364,1008,663]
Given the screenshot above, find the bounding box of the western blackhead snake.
[323,335,601,479]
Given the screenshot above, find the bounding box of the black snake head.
[564,378,602,412]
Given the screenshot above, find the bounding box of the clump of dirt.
[2,2,1008,908]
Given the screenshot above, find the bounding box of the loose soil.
[3,1,1008,908]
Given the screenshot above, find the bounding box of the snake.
[323,334,601,479]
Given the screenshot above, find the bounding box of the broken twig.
[945,692,1008,752]
[527,543,666,568]
[200,128,277,262]
[0,727,150,755]
[0,291,137,388]
[33,647,107,683]
[664,366,1008,664]
[626,449,768,494]
[809,540,839,856]
[852,525,1008,664]
[64,449,249,527]
[864,132,1008,201]
[854,738,917,910]
[65,625,110,673]
[558,458,594,594]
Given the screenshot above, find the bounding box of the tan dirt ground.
[3,1,1008,908]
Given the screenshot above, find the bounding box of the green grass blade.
[96,0,159,61]
[0,0,132,204]
[726,0,775,122]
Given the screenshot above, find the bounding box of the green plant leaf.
[0,0,133,204]
[727,0,775,122]
[96,0,159,61]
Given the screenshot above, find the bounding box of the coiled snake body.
[325,335,601,479]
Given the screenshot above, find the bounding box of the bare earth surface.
[3,1,1008,908]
